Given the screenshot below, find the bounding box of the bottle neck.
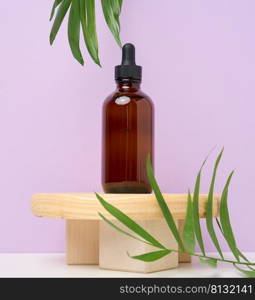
[116,80,141,92]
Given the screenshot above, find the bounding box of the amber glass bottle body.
[102,80,154,193]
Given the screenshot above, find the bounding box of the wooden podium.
[32,193,219,273]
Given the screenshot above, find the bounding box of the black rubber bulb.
[115,42,141,82]
[121,43,136,65]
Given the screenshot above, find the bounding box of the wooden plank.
[32,193,219,220]
[66,220,99,265]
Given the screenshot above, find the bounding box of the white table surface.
[0,253,254,278]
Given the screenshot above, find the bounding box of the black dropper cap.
[115,43,142,82]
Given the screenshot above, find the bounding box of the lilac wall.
[1,0,255,252]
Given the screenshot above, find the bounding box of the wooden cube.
[99,219,178,273]
[66,220,99,265]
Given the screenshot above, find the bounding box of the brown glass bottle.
[102,43,154,193]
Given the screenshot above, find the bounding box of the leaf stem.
[166,248,255,266]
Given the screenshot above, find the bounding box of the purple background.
[1,0,255,253]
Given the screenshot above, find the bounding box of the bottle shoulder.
[103,89,153,106]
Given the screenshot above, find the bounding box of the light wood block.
[32,193,219,220]
[99,219,178,273]
[31,193,220,272]
[66,220,99,265]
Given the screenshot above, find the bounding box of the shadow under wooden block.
[66,220,99,265]
[99,219,178,273]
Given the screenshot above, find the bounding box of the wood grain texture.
[32,193,220,220]
[66,220,99,265]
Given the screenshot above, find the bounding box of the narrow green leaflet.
[98,212,153,246]
[68,0,84,65]
[216,218,255,270]
[183,191,195,253]
[118,0,123,11]
[50,0,63,21]
[146,155,185,251]
[199,257,217,268]
[96,193,166,249]
[80,0,101,66]
[236,250,255,271]
[111,0,123,26]
[101,0,122,47]
[237,251,251,264]
[129,249,172,262]
[192,159,207,256]
[219,171,240,261]
[234,264,255,278]
[215,217,223,234]
[50,0,72,45]
[206,149,224,259]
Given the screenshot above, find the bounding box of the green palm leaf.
[50,0,72,45]
[219,171,240,261]
[96,193,166,249]
[206,149,224,259]
[146,154,185,251]
[192,159,207,256]
[101,0,122,47]
[68,0,84,65]
[96,151,255,275]
[50,0,63,21]
[80,0,101,66]
[183,191,195,253]
[111,0,123,26]
[129,249,172,262]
